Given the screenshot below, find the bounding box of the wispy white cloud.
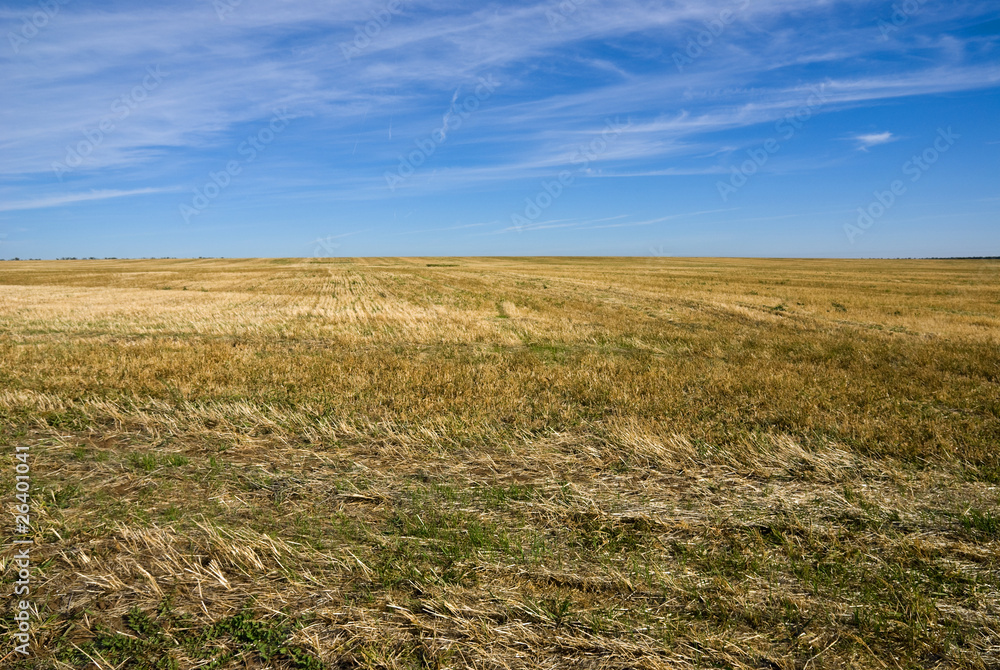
[579,208,739,230]
[490,208,739,235]
[0,0,997,202]
[0,188,171,212]
[393,222,491,236]
[851,131,897,151]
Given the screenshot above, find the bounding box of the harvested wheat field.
[1,256,998,669]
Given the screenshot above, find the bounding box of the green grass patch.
[55,603,323,670]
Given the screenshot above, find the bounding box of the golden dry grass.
[0,257,997,669]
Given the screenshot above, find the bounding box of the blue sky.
[1,0,998,258]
